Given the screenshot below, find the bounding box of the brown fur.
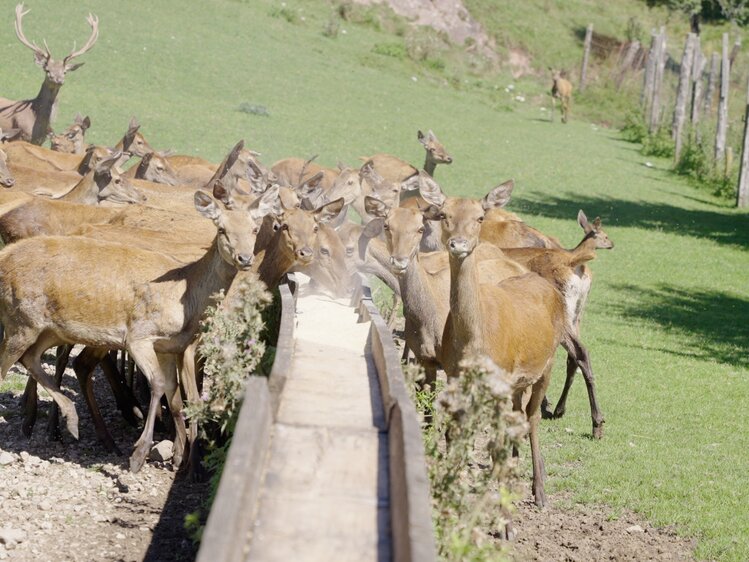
[0,192,260,472]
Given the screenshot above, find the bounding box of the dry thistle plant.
[407,357,529,561]
[185,273,272,444]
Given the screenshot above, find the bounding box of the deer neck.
[183,237,239,326]
[423,153,437,177]
[449,250,485,356]
[30,78,61,145]
[569,230,598,265]
[58,172,98,204]
[255,230,295,290]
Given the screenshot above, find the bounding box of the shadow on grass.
[610,283,749,369]
[514,192,749,249]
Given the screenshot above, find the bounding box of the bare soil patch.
[509,495,696,561]
[0,353,207,562]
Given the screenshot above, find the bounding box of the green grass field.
[1,1,748,560]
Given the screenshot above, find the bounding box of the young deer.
[0,4,98,144]
[123,152,180,186]
[501,210,614,438]
[0,191,264,472]
[421,178,571,508]
[550,69,573,124]
[48,114,91,154]
[360,129,452,188]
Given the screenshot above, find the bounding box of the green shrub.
[269,6,299,24]
[641,127,675,158]
[675,139,738,199]
[372,42,407,59]
[621,111,650,144]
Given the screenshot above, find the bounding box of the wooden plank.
[673,33,696,161]
[736,74,749,207]
[715,33,730,163]
[197,377,273,562]
[267,275,297,416]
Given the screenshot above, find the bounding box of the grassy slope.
[1,1,748,560]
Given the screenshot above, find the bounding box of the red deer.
[550,69,573,124]
[48,114,91,153]
[0,4,99,144]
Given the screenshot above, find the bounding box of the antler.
[64,12,99,63]
[14,4,49,58]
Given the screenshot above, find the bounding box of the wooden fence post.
[736,75,749,207]
[673,33,696,161]
[690,42,705,125]
[715,33,730,163]
[580,24,593,91]
[730,37,741,69]
[703,52,719,116]
[616,40,641,89]
[641,31,658,113]
[649,29,667,133]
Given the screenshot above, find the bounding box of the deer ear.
[81,116,91,130]
[65,62,84,72]
[359,218,384,260]
[34,51,48,67]
[422,205,443,221]
[212,179,232,207]
[418,171,446,208]
[577,210,592,233]
[315,198,345,224]
[593,216,602,229]
[253,183,281,219]
[95,150,122,173]
[417,130,426,145]
[364,195,390,218]
[482,179,514,210]
[195,191,221,221]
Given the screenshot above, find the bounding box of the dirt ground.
[0,352,207,562]
[509,495,696,561]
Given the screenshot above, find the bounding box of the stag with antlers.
[0,4,99,145]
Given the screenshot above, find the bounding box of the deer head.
[134,152,179,186]
[418,129,452,165]
[48,114,90,153]
[94,151,147,205]
[0,147,15,188]
[578,210,614,249]
[15,3,99,87]
[421,173,514,259]
[362,196,425,275]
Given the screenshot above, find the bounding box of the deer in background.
[550,69,572,124]
[48,114,91,153]
[0,4,99,144]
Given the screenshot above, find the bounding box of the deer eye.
[218,227,226,235]
[320,247,330,256]
[252,226,259,235]
[477,216,484,223]
[313,225,319,233]
[383,223,389,231]
[281,223,289,231]
[418,227,425,233]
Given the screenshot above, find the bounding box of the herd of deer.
[0,4,610,509]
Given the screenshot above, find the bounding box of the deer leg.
[550,352,578,420]
[178,343,202,477]
[20,377,38,437]
[100,352,144,426]
[127,343,167,473]
[571,340,604,439]
[70,347,121,455]
[159,353,186,469]
[550,96,555,122]
[46,344,74,442]
[18,336,79,440]
[526,370,552,509]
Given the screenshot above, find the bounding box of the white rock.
[626,524,645,534]
[0,452,15,466]
[115,533,125,540]
[0,527,26,546]
[37,500,52,512]
[149,440,174,462]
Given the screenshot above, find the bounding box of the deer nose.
[1,177,14,187]
[447,237,470,256]
[445,156,453,164]
[389,256,409,272]
[297,246,313,261]
[236,253,254,268]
